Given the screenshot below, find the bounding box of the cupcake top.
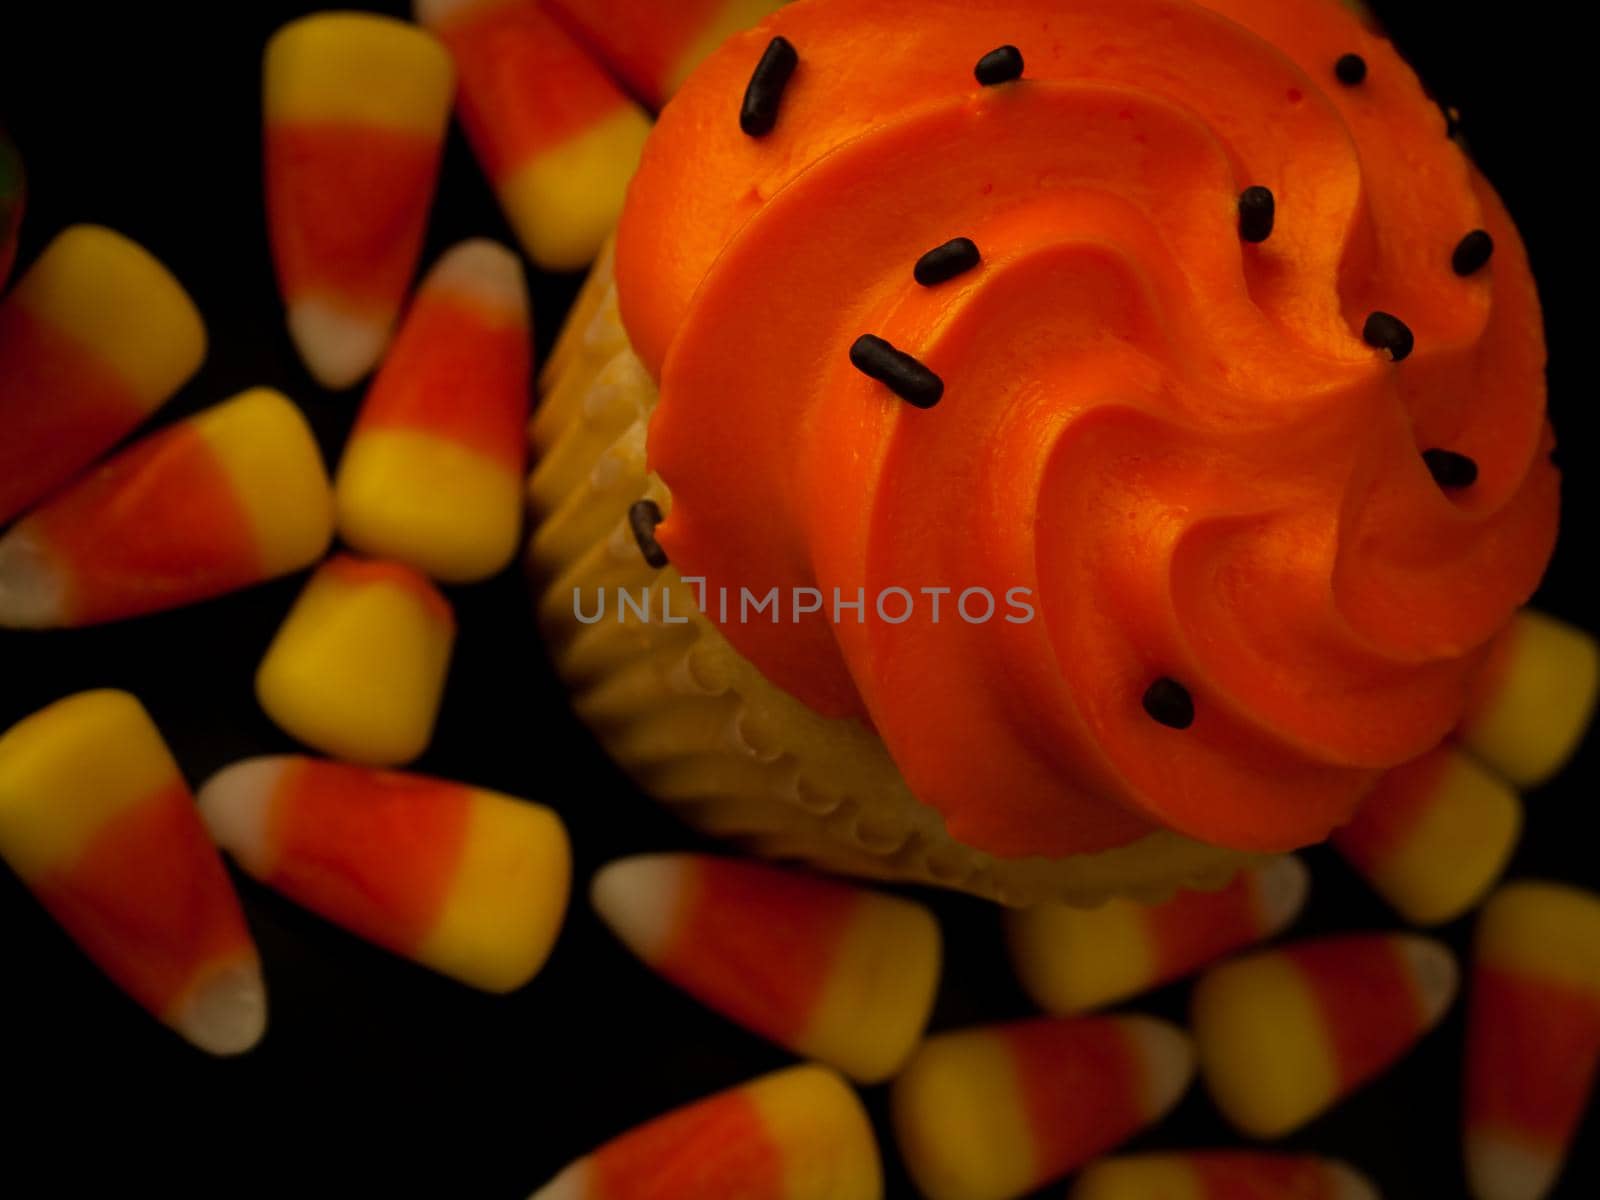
[614,0,1558,857]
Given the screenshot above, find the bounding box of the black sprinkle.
[1422,449,1479,489]
[1335,53,1368,85]
[1452,229,1495,276]
[1238,186,1276,244]
[740,37,799,137]
[1363,311,1414,362]
[1143,678,1195,730]
[914,238,982,286]
[975,45,1025,86]
[628,499,669,568]
[850,335,944,408]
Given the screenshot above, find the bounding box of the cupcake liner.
[527,249,1250,906]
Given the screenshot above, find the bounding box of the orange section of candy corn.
[1006,856,1309,1014]
[264,14,455,388]
[417,0,651,271]
[0,691,265,1055]
[0,225,206,524]
[591,853,940,1082]
[543,0,787,108]
[1193,933,1458,1138]
[199,756,570,993]
[336,239,532,581]
[1465,882,1600,1200]
[891,1014,1194,1200]
[532,1064,882,1200]
[1333,745,1522,926]
[0,388,334,628]
[1070,1152,1380,1200]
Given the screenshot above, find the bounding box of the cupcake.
[0,124,21,288]
[528,0,1562,905]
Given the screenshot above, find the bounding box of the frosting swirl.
[615,0,1558,856]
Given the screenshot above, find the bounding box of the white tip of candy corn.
[1398,934,1461,1026]
[1122,1015,1197,1117]
[1466,1133,1561,1200]
[528,1160,589,1200]
[198,757,290,877]
[1255,855,1313,934]
[0,526,68,629]
[174,958,268,1056]
[590,854,688,961]
[426,238,528,317]
[413,0,494,30]
[288,300,392,390]
[1327,1161,1383,1200]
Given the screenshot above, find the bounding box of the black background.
[0,3,1594,1197]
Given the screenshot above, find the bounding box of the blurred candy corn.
[256,556,456,766]
[264,13,455,388]
[0,388,333,628]
[417,0,650,272]
[336,239,531,581]
[1333,745,1522,926]
[532,1064,882,1200]
[1464,882,1600,1200]
[0,691,266,1055]
[591,853,940,1083]
[1006,856,1308,1015]
[543,0,788,109]
[891,1014,1195,1200]
[0,225,206,525]
[0,124,22,287]
[199,756,569,993]
[1457,610,1598,788]
[1070,1152,1380,1200]
[1192,933,1458,1138]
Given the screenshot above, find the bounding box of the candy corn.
[335,239,531,581]
[264,13,455,388]
[0,388,333,628]
[591,853,940,1083]
[532,1064,882,1200]
[199,756,569,993]
[1464,882,1600,1200]
[1457,610,1598,789]
[1006,856,1309,1015]
[0,225,205,525]
[1333,746,1522,926]
[890,1014,1195,1200]
[1192,933,1458,1138]
[255,556,456,766]
[0,691,266,1055]
[418,0,650,272]
[0,124,22,287]
[1070,1152,1380,1200]
[543,0,787,110]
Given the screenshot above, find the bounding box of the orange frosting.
[615,0,1558,856]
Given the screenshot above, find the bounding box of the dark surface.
[0,3,1595,1196]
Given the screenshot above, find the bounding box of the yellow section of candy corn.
[1069,1157,1206,1200]
[802,889,942,1083]
[194,388,336,576]
[890,1030,1038,1200]
[0,690,175,880]
[1460,611,1598,789]
[746,1064,885,1200]
[256,557,455,766]
[497,107,652,273]
[11,224,206,406]
[1477,881,1600,993]
[664,0,791,98]
[418,790,572,993]
[338,431,524,583]
[1191,953,1340,1139]
[264,13,456,131]
[1006,893,1159,1017]
[1358,752,1522,927]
